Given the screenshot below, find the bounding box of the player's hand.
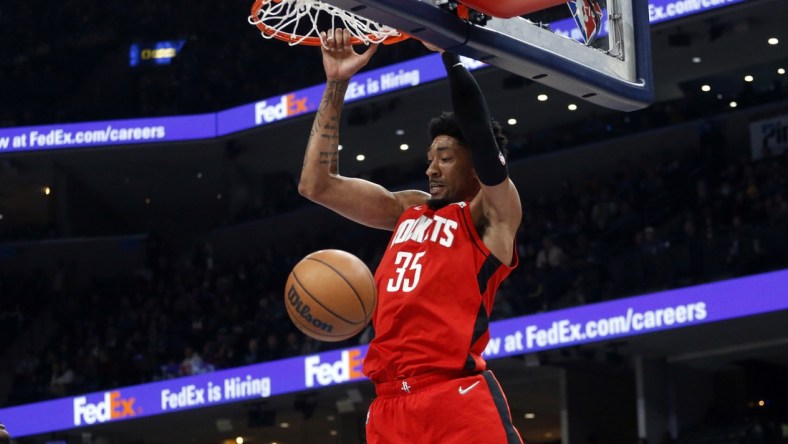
[320,28,378,81]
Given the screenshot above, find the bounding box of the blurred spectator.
[49,359,76,397]
[244,338,262,365]
[0,423,10,444]
[536,235,573,304]
[726,215,765,276]
[536,236,569,270]
[179,346,207,376]
[639,226,671,290]
[283,332,302,358]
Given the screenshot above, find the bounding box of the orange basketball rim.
[249,0,409,46]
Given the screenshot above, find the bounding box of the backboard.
[320,0,653,111]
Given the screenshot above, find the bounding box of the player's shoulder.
[394,189,429,211]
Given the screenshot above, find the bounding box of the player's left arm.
[442,51,522,265]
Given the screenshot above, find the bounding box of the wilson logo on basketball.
[287,285,334,333]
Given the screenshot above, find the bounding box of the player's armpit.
[471,178,521,264]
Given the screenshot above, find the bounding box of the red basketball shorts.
[366,370,524,444]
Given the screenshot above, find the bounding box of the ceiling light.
[778,68,785,75]
[196,172,203,179]
[356,154,365,161]
[729,101,738,108]
[330,430,338,436]
[567,104,578,111]
[279,422,290,428]
[701,84,711,92]
[43,186,51,195]
[524,413,536,419]
[145,197,151,204]
[744,75,754,82]
[337,144,343,151]
[0,214,4,220]
[395,129,405,136]
[399,144,409,151]
[758,400,765,406]
[537,94,548,101]
[768,37,779,45]
[507,118,517,125]
[236,438,244,444]
[691,56,701,63]
[217,193,223,200]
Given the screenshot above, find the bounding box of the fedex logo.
[73,391,137,426]
[255,93,309,124]
[305,349,365,387]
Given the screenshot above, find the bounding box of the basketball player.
[299,29,523,443]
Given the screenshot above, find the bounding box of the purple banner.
[485,268,788,358]
[0,115,215,153]
[1,268,786,438]
[215,53,480,136]
[645,0,747,24]
[0,347,368,437]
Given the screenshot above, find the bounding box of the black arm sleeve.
[442,51,508,186]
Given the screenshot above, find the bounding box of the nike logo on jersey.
[458,381,481,395]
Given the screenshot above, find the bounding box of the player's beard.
[426,197,452,210]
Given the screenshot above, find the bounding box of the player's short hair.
[427,111,509,158]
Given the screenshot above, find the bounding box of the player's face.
[425,135,479,206]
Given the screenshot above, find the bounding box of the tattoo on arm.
[319,151,339,165]
[304,80,347,172]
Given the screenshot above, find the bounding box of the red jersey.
[363,202,518,383]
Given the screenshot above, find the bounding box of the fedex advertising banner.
[483,268,787,357]
[0,347,367,437]
[1,268,786,438]
[0,114,215,153]
[215,54,482,136]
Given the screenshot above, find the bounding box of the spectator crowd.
[3,142,787,408]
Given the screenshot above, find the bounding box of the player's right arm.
[298,29,428,231]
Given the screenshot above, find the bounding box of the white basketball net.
[248,0,402,46]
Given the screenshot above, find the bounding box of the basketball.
[284,249,377,342]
